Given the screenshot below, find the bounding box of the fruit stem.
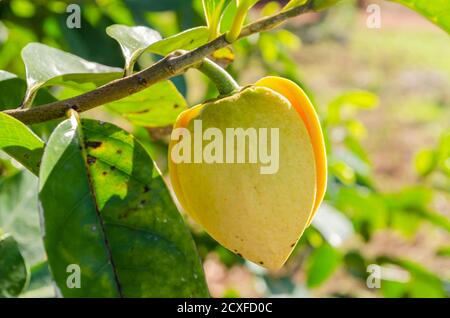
[196,58,240,95]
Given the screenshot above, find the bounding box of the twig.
[3,1,314,125]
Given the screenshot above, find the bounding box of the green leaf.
[335,187,388,239]
[389,0,450,34]
[21,43,122,107]
[107,80,187,127]
[306,243,342,288]
[377,256,447,297]
[38,114,208,297]
[21,261,54,298]
[328,91,378,124]
[0,70,17,82]
[312,0,343,10]
[148,27,210,56]
[0,170,45,266]
[0,71,25,111]
[203,0,232,39]
[0,234,29,297]
[343,250,368,280]
[436,246,450,257]
[283,0,308,11]
[0,112,45,175]
[330,160,356,185]
[415,149,438,176]
[106,25,162,75]
[383,187,450,232]
[0,70,57,110]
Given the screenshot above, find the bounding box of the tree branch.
[3,2,314,125]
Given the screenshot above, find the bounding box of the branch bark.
[3,2,314,125]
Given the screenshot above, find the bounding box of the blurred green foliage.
[0,0,448,298]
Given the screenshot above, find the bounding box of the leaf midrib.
[77,123,124,297]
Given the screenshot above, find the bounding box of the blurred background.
[0,0,449,297]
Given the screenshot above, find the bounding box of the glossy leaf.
[390,0,450,34]
[107,80,187,127]
[0,112,44,175]
[148,27,210,56]
[0,234,29,297]
[106,25,162,75]
[38,114,208,297]
[21,43,122,107]
[0,170,45,266]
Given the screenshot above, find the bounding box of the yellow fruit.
[169,77,326,269]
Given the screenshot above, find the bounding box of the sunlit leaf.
[211,47,235,66]
[415,149,438,177]
[262,1,282,16]
[276,29,301,51]
[328,91,378,124]
[148,27,210,56]
[38,113,208,297]
[21,43,122,107]
[0,112,44,175]
[389,0,450,34]
[202,0,232,39]
[0,234,29,297]
[330,160,356,185]
[107,80,187,127]
[283,0,307,11]
[106,25,162,75]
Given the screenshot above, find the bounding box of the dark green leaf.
[0,70,57,110]
[0,234,29,297]
[0,113,45,175]
[38,114,208,297]
[343,250,367,280]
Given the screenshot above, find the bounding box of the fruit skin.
[255,77,327,225]
[169,78,326,269]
